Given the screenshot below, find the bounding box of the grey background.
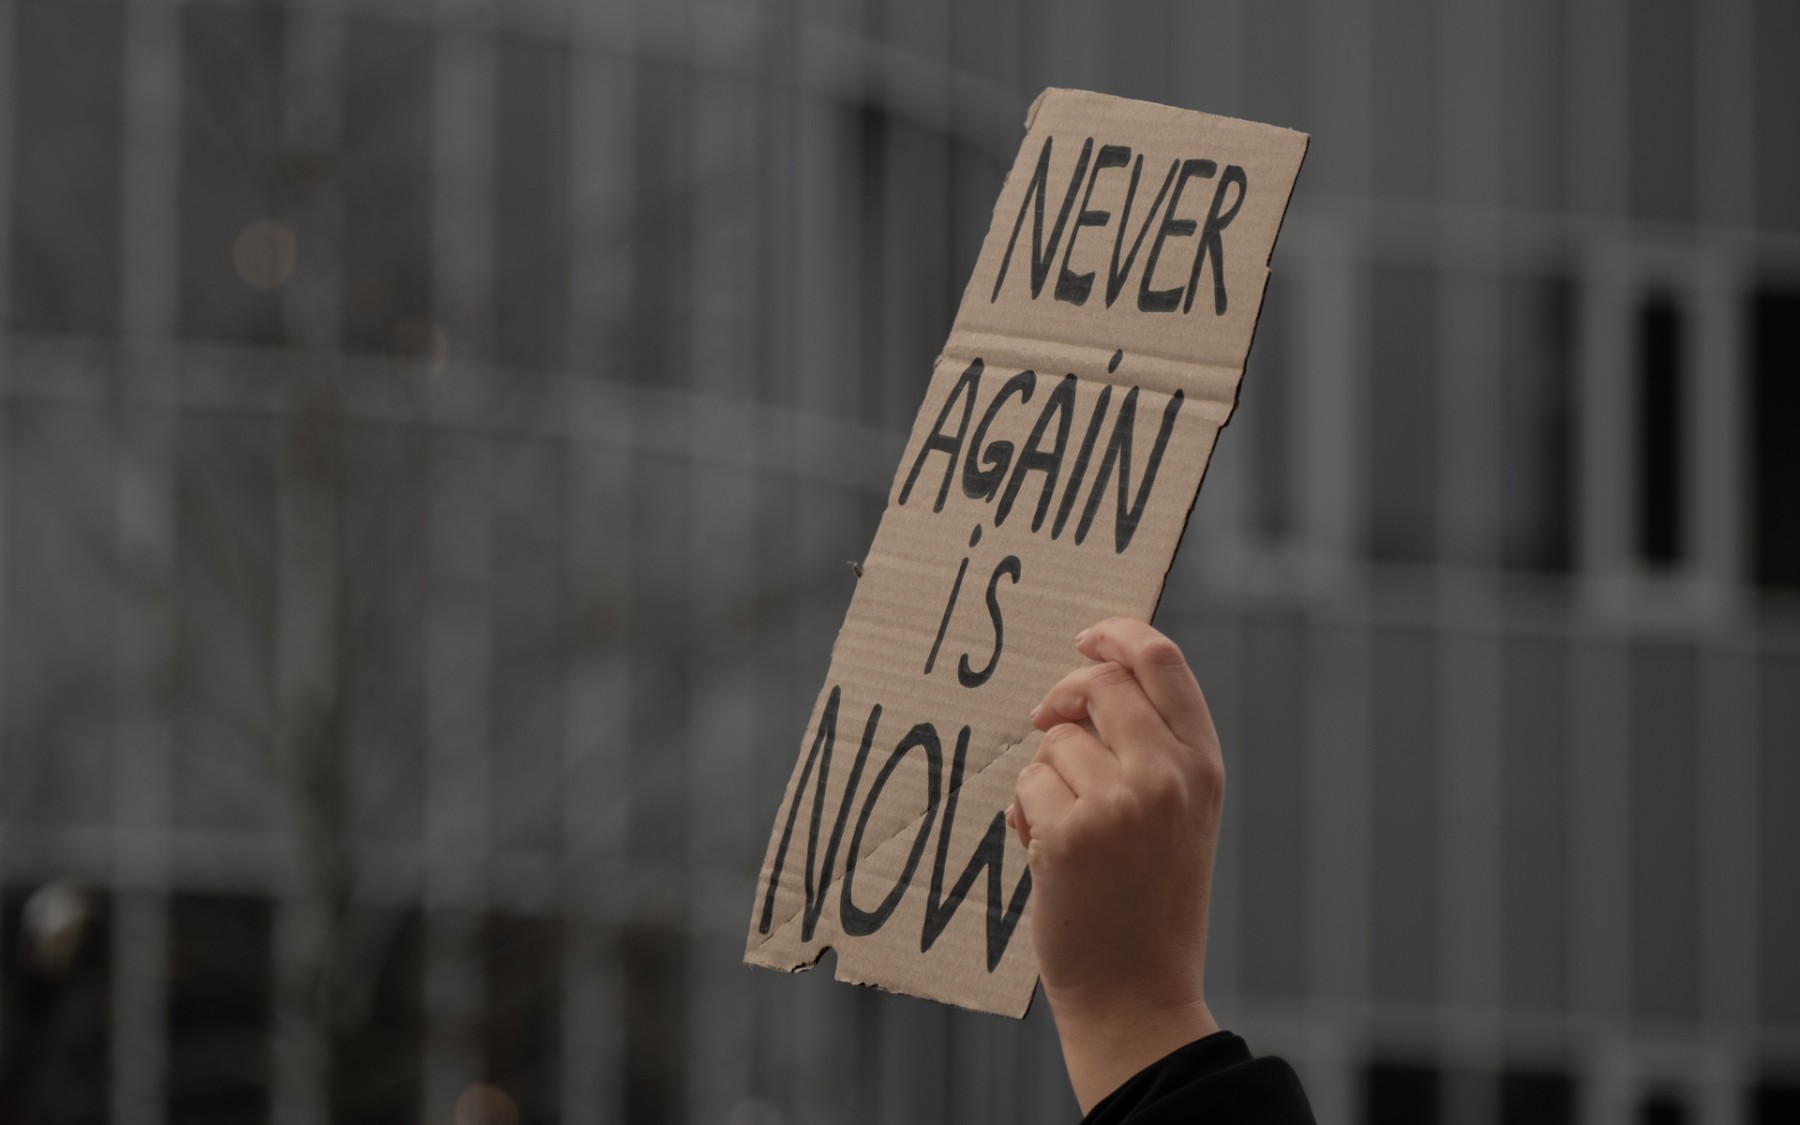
[0,0,1797,1123]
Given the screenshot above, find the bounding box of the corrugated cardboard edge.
[745,89,1310,1019]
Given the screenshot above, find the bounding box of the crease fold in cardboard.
[745,88,1308,1017]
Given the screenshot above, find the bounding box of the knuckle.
[1015,761,1049,793]
[1136,760,1190,809]
[1141,636,1187,668]
[1191,752,1226,795]
[1088,661,1133,689]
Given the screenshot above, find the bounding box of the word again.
[897,355,1184,554]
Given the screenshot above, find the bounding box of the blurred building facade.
[0,0,1796,1123]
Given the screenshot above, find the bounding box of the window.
[1368,264,1438,563]
[494,36,572,373]
[1750,287,1800,590]
[1634,294,1685,567]
[1362,1061,1440,1125]
[333,908,423,1125]
[1500,275,1576,571]
[178,5,284,344]
[168,894,273,1123]
[1751,1079,1800,1125]
[7,0,123,335]
[1500,1068,1576,1125]
[483,914,562,1125]
[340,19,432,354]
[1627,0,1698,225]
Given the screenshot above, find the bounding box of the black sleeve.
[1079,1030,1316,1125]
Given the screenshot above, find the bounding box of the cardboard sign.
[745,89,1307,1017]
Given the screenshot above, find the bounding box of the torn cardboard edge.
[744,88,1308,1018]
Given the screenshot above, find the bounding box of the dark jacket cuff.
[1079,1030,1316,1124]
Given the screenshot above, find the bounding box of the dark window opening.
[168,893,273,1124]
[1751,1079,1800,1125]
[482,914,562,1125]
[1500,1067,1577,1125]
[624,924,686,1125]
[1361,1060,1440,1125]
[1635,295,1686,567]
[1640,1090,1691,1125]
[1751,287,1800,590]
[333,907,424,1125]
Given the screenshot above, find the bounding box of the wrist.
[1045,984,1218,1113]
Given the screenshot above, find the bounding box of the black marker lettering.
[840,723,943,937]
[757,688,883,941]
[995,373,1076,531]
[1053,383,1113,539]
[1138,159,1216,313]
[1184,164,1247,315]
[958,555,1021,689]
[898,359,982,511]
[1104,158,1176,308]
[991,136,1094,302]
[962,370,1036,501]
[921,725,1033,969]
[1075,387,1185,553]
[1054,143,1131,305]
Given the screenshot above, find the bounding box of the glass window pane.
[332,907,424,1125]
[8,0,124,334]
[1759,653,1800,1030]
[1628,643,1699,1025]
[1501,0,1569,213]
[174,412,277,834]
[2,406,117,828]
[1753,0,1800,232]
[1368,264,1438,563]
[168,893,273,1123]
[1371,628,1437,1006]
[1627,0,1698,224]
[179,6,284,344]
[1235,612,1308,1001]
[340,19,432,354]
[1750,287,1800,591]
[1634,295,1685,568]
[1372,0,1436,201]
[1500,275,1576,572]
[492,437,565,853]
[1501,636,1570,1014]
[494,35,571,373]
[339,421,427,846]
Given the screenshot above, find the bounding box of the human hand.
[1006,617,1224,1111]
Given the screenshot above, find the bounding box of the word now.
[756,687,1033,972]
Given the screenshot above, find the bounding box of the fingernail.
[1074,629,1090,647]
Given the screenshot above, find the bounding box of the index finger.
[1073,617,1214,750]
